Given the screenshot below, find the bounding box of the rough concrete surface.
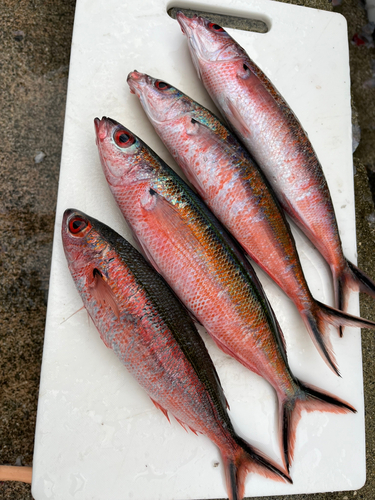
[0,0,374,499]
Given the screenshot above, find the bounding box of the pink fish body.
[95,117,356,473]
[176,13,375,319]
[126,70,375,376]
[62,208,290,500]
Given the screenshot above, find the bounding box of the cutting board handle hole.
[167,6,269,34]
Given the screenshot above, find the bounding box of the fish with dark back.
[61,208,291,500]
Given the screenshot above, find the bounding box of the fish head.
[62,208,110,281]
[127,71,194,125]
[62,208,121,320]
[176,13,245,74]
[94,117,155,187]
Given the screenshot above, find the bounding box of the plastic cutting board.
[32,0,365,498]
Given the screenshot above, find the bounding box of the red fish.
[176,13,375,326]
[126,70,375,376]
[62,208,290,500]
[95,117,356,474]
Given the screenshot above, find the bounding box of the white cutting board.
[32,1,364,499]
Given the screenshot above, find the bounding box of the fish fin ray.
[279,382,355,470]
[187,115,243,155]
[128,229,163,275]
[174,416,189,432]
[150,398,170,423]
[138,240,163,275]
[188,425,199,436]
[334,259,375,336]
[142,188,201,249]
[346,259,375,297]
[300,306,340,376]
[225,98,251,139]
[316,298,375,337]
[60,305,86,324]
[207,329,262,377]
[221,436,291,500]
[89,269,120,319]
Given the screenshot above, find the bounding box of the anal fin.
[150,398,170,423]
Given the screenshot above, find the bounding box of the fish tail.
[345,259,375,300]
[302,297,375,375]
[301,306,340,376]
[221,436,292,500]
[279,382,356,471]
[333,259,375,336]
[316,298,375,336]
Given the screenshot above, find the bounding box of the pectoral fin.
[89,268,120,320]
[225,98,252,140]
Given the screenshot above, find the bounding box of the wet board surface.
[32,0,364,499]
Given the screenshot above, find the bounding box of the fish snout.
[177,11,203,27]
[127,70,151,95]
[94,117,119,142]
[127,70,143,82]
[176,12,196,35]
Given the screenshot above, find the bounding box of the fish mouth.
[176,12,235,65]
[175,12,213,72]
[127,70,152,96]
[94,117,120,142]
[176,12,200,35]
[94,117,141,184]
[127,71,180,125]
[127,71,157,120]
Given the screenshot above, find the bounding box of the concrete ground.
[0,0,374,499]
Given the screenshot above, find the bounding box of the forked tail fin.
[278,381,356,472]
[301,306,340,376]
[346,259,375,297]
[334,258,375,336]
[221,435,292,500]
[317,298,375,334]
[302,299,375,375]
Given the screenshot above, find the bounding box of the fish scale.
[95,116,356,474]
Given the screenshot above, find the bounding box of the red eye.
[155,80,171,91]
[69,216,88,235]
[208,22,225,32]
[114,129,135,148]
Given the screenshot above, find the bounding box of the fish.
[126,70,375,376]
[61,208,291,500]
[94,116,356,473]
[176,13,375,326]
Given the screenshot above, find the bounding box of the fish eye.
[155,80,171,91]
[114,129,136,148]
[208,22,225,32]
[68,216,88,235]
